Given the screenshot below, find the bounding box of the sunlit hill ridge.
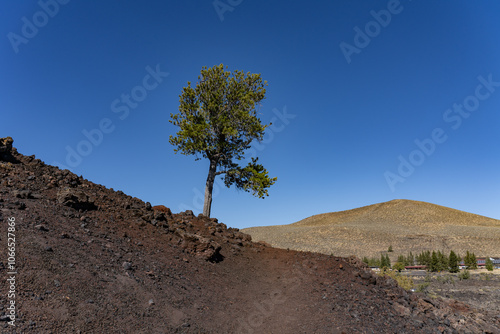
[243,199,500,259]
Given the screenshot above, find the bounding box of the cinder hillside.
[1,137,499,333]
[243,199,500,259]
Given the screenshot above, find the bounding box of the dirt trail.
[1,138,499,333]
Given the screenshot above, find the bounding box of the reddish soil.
[0,138,499,333]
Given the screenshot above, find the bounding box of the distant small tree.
[429,251,439,272]
[417,250,431,267]
[416,252,422,265]
[170,64,277,217]
[464,251,471,268]
[437,250,449,272]
[380,254,386,268]
[393,262,405,272]
[366,256,381,267]
[388,245,393,252]
[407,251,415,266]
[448,250,459,273]
[485,257,494,271]
[380,254,391,269]
[464,251,478,269]
[470,252,477,269]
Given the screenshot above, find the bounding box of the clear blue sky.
[2,1,499,229]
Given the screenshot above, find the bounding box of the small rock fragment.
[35,224,49,232]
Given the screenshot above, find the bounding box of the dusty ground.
[0,138,499,333]
[410,269,500,314]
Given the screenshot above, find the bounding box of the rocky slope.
[1,137,499,333]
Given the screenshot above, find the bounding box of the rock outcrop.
[0,136,15,161]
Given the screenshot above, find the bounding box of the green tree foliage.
[448,250,459,273]
[407,251,414,266]
[470,252,477,269]
[417,250,432,267]
[380,254,391,269]
[363,256,381,267]
[393,262,405,272]
[379,254,386,268]
[396,252,415,266]
[464,251,478,269]
[377,268,414,291]
[437,250,449,272]
[429,251,439,272]
[464,251,471,268]
[388,245,393,252]
[425,250,449,272]
[170,64,277,217]
[485,257,494,271]
[459,269,470,280]
[412,249,475,272]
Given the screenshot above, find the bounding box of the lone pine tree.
[169,64,277,217]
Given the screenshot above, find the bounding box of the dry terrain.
[243,199,500,260]
[1,137,499,333]
[409,269,500,314]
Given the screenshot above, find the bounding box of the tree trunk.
[203,159,217,217]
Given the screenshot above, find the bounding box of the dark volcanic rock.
[153,204,172,216]
[0,136,13,154]
[0,136,16,162]
[57,188,97,211]
[0,137,498,334]
[176,229,223,262]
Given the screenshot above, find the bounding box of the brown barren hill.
[243,199,500,259]
[1,137,499,333]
